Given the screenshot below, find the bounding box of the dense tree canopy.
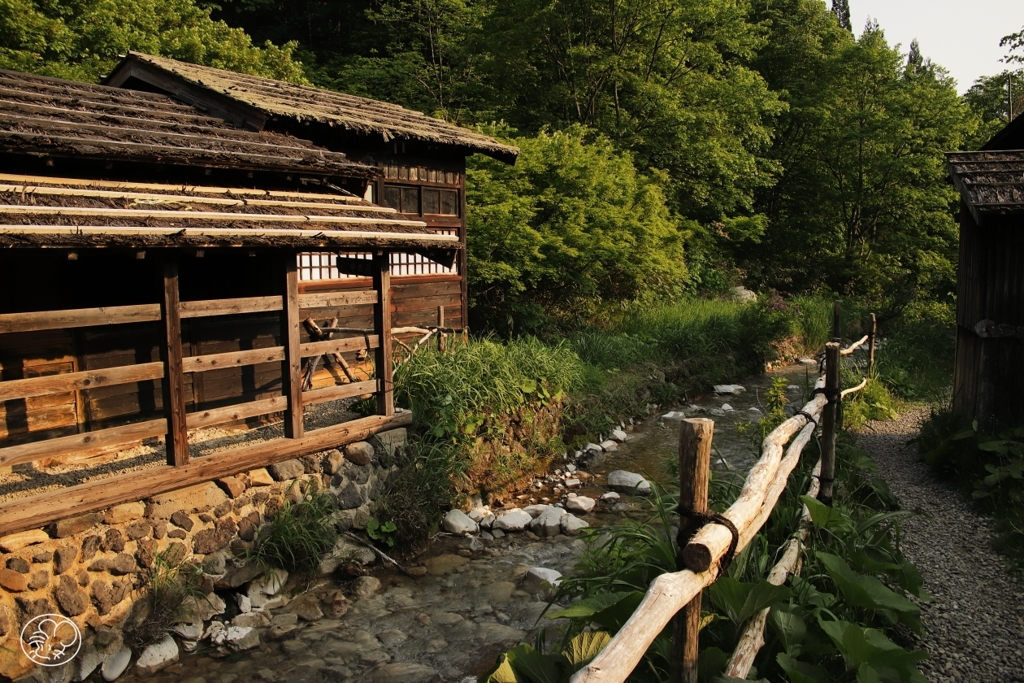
[0,0,305,82]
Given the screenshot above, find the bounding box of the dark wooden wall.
[0,251,461,449]
[953,210,1024,428]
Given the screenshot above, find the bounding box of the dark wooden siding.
[953,209,1024,427]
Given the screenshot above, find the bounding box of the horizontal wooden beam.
[0,173,366,202]
[298,290,379,309]
[0,411,412,535]
[0,183,395,214]
[181,346,285,374]
[299,336,379,358]
[179,296,283,319]
[303,380,377,406]
[0,304,161,334]
[185,395,286,429]
[0,226,459,245]
[0,205,425,227]
[0,418,167,469]
[0,362,164,402]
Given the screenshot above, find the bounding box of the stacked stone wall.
[0,428,406,681]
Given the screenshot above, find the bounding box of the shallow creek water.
[111,364,817,683]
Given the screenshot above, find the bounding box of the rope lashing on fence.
[810,386,842,403]
[677,508,740,578]
[795,410,819,429]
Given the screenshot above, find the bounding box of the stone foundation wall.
[0,428,406,681]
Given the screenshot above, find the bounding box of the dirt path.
[856,408,1024,682]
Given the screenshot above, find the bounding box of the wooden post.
[868,313,877,375]
[373,250,394,416]
[832,300,842,341]
[437,306,446,353]
[673,418,714,683]
[818,342,841,505]
[282,254,304,439]
[161,260,189,467]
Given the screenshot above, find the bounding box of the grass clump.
[246,484,337,574]
[125,549,205,649]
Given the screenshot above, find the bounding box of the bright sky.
[850,0,1024,93]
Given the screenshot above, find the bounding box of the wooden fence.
[572,311,873,683]
[0,253,411,536]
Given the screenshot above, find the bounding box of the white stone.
[225,625,260,651]
[529,507,566,537]
[236,593,252,613]
[714,384,746,395]
[183,592,226,622]
[787,385,801,392]
[135,635,178,675]
[799,357,817,366]
[101,645,132,682]
[600,440,618,452]
[248,568,288,600]
[442,509,479,535]
[600,491,620,502]
[659,411,686,422]
[561,514,590,535]
[607,470,651,495]
[564,478,581,488]
[721,404,734,412]
[493,508,532,532]
[748,407,762,414]
[610,428,628,442]
[479,514,494,529]
[205,621,227,645]
[584,442,603,453]
[467,507,490,522]
[74,643,100,682]
[523,567,562,591]
[565,496,595,513]
[709,408,726,417]
[565,464,577,473]
[522,504,552,519]
[171,621,203,641]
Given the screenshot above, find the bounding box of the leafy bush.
[246,484,337,574]
[466,125,687,336]
[876,301,954,401]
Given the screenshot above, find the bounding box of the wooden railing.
[0,252,410,535]
[572,320,873,683]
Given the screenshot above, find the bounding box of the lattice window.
[297,239,457,281]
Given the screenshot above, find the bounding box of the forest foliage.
[1,0,1021,334]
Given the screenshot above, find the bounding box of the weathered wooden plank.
[0,304,161,334]
[297,290,379,309]
[185,396,285,429]
[0,411,412,535]
[179,296,283,319]
[303,380,378,406]
[162,261,189,467]
[0,205,426,227]
[282,256,304,439]
[299,336,380,358]
[0,362,164,402]
[390,293,462,314]
[181,347,286,373]
[0,418,167,469]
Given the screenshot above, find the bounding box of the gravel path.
[856,407,1024,683]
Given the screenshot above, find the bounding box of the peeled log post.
[681,375,826,573]
[818,342,841,505]
[840,334,869,356]
[832,300,842,341]
[672,419,714,683]
[868,313,877,375]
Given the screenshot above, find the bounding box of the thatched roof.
[947,150,1024,225]
[0,69,375,178]
[0,173,459,251]
[108,53,519,163]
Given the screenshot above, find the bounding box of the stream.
[110,363,819,683]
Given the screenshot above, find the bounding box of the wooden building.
[104,52,520,331]
[946,147,1024,429]
[0,68,458,533]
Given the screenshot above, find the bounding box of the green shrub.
[246,484,337,574]
[125,549,205,649]
[876,300,954,401]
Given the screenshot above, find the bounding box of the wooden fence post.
[282,254,304,439]
[868,313,877,375]
[673,418,714,683]
[373,250,395,416]
[437,305,445,353]
[818,342,841,505]
[161,259,189,466]
[832,300,842,341]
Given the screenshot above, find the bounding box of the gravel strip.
[856,407,1024,683]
